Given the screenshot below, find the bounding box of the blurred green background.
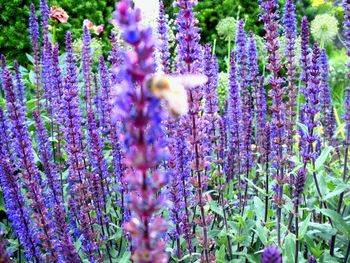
[0,0,348,109]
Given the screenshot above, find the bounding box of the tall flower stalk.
[157,0,170,74]
[113,1,169,261]
[29,3,41,108]
[61,32,99,261]
[2,56,60,261]
[283,0,297,159]
[0,107,41,262]
[259,0,285,246]
[174,0,213,261]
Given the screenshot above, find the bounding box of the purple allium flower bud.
[158,0,171,74]
[283,0,298,157]
[262,245,282,263]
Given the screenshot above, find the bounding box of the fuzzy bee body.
[147,74,208,116]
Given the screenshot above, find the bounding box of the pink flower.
[83,19,94,30]
[50,6,69,23]
[94,24,104,35]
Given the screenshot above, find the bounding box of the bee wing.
[176,74,208,88]
[162,83,189,116]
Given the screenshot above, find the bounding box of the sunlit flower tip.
[262,245,282,263]
[50,6,69,23]
[83,19,94,30]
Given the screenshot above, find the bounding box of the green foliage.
[0,0,115,65]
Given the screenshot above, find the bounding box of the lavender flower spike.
[260,0,285,246]
[158,0,171,74]
[2,55,60,261]
[262,246,282,263]
[29,3,41,106]
[283,0,298,157]
[113,1,169,261]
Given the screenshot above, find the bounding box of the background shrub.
[0,0,115,65]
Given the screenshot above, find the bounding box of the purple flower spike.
[32,111,80,262]
[29,3,41,105]
[1,55,60,261]
[260,0,285,246]
[283,0,298,157]
[226,51,243,181]
[0,107,41,261]
[294,168,306,205]
[82,26,93,105]
[62,32,99,261]
[320,50,335,144]
[113,1,169,261]
[262,245,282,263]
[13,61,26,106]
[158,0,171,74]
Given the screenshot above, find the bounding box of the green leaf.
[253,196,265,221]
[296,121,308,135]
[254,221,267,245]
[324,184,350,200]
[216,245,226,263]
[315,146,333,171]
[284,233,295,263]
[209,200,224,217]
[245,178,265,195]
[299,214,311,239]
[119,251,131,263]
[319,209,350,237]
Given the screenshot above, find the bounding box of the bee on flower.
[147,74,208,116]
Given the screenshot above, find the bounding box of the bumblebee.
[147,74,208,116]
